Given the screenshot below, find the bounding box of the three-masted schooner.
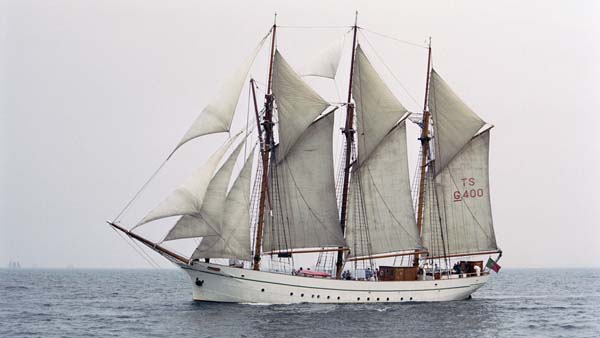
[109,14,502,303]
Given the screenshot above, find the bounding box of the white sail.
[300,36,345,79]
[134,133,241,229]
[352,45,408,165]
[421,130,497,257]
[163,141,245,241]
[263,113,346,252]
[272,50,330,161]
[191,147,255,260]
[429,69,486,174]
[346,121,422,258]
[175,36,267,150]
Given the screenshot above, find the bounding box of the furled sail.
[346,120,423,258]
[162,141,246,241]
[352,44,408,165]
[300,36,345,79]
[174,36,267,151]
[191,147,255,260]
[421,130,497,257]
[262,113,346,252]
[429,69,486,174]
[134,132,242,229]
[272,50,330,161]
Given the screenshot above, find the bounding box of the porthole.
[311,295,315,298]
[327,296,330,299]
[376,298,380,301]
[357,297,360,301]
[241,275,245,278]
[317,295,320,299]
[401,297,404,301]
[410,297,413,301]
[261,288,265,292]
[367,297,370,301]
[337,296,340,300]
[290,292,293,296]
[301,293,304,297]
[434,283,438,286]
[386,297,390,301]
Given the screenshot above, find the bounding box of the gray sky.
[1,0,599,269]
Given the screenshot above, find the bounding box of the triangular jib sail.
[192,146,256,260]
[163,140,246,241]
[175,36,268,150]
[134,132,242,229]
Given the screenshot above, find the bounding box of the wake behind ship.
[109,13,502,304]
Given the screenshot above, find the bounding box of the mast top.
[354,11,358,26]
[273,12,277,26]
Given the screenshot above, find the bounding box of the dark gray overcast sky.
[1,0,598,269]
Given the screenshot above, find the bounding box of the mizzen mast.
[253,14,277,271]
[335,11,359,279]
[414,38,432,267]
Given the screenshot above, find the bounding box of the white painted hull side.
[181,262,489,304]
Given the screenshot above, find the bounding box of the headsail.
[352,45,408,165]
[346,120,422,258]
[300,36,345,79]
[272,50,330,161]
[163,140,246,241]
[175,36,267,151]
[262,112,346,252]
[421,130,497,257]
[429,69,485,174]
[191,147,256,260]
[134,132,242,229]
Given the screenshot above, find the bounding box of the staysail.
[421,130,497,256]
[352,45,409,165]
[300,36,345,79]
[271,50,330,161]
[429,69,485,174]
[191,147,256,260]
[163,141,246,241]
[262,112,346,252]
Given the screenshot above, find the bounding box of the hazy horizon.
[2,0,599,270]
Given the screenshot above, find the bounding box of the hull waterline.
[181,262,489,304]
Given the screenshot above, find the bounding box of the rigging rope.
[111,227,161,269]
[112,154,172,223]
[360,28,428,49]
[358,30,421,109]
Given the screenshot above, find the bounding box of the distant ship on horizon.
[8,261,22,269]
[109,13,502,304]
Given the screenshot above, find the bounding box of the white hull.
[181,262,489,304]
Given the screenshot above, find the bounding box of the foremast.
[253,15,278,271]
[414,39,433,267]
[335,12,359,279]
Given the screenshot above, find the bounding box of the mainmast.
[253,14,277,271]
[414,38,432,267]
[335,12,359,279]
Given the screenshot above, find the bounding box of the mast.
[414,38,432,267]
[335,12,359,279]
[253,14,277,271]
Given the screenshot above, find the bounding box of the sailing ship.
[109,14,502,303]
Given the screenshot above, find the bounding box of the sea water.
[1,268,598,338]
